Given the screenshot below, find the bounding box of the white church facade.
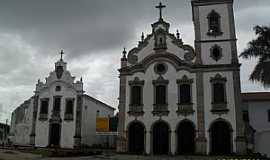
[10,54,115,148]
[117,0,246,155]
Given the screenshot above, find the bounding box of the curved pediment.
[127,31,196,65]
[38,80,78,94]
[35,59,84,94]
[125,52,194,74]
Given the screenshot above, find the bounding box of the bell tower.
[192,0,238,65]
[192,0,247,154]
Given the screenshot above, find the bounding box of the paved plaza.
[0,149,219,160]
[0,149,268,160]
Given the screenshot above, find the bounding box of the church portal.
[177,121,195,154]
[49,123,61,147]
[128,122,145,154]
[210,121,232,155]
[152,121,170,155]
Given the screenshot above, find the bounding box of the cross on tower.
[155,2,166,20]
[60,50,64,60]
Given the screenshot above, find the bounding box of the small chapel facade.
[10,53,115,148]
[117,0,246,155]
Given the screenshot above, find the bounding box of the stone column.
[233,70,247,154]
[74,94,83,148]
[30,95,39,146]
[145,131,151,155]
[195,72,207,154]
[116,53,128,153]
[170,130,176,155]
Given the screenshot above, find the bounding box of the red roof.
[241,92,270,102]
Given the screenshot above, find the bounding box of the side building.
[10,55,115,148]
[10,98,33,146]
[242,92,270,157]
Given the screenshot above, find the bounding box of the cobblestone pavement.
[0,149,266,160]
[0,149,42,160]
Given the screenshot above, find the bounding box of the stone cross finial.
[60,50,64,60]
[122,48,127,58]
[176,30,180,39]
[155,2,166,20]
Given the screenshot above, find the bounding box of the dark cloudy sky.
[0,0,270,123]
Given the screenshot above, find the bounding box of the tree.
[240,25,270,87]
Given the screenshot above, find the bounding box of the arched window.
[179,84,191,104]
[40,99,49,114]
[176,75,194,116]
[131,86,142,106]
[152,76,169,116]
[65,99,74,114]
[207,10,222,36]
[210,74,227,105]
[156,85,166,105]
[128,77,145,116]
[210,74,228,114]
[39,98,49,120]
[213,83,225,103]
[53,97,61,112]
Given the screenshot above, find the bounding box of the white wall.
[35,82,77,148]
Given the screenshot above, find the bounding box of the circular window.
[154,63,167,75]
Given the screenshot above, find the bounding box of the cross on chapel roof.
[155,2,166,21]
[60,50,64,61]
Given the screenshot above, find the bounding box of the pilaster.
[117,53,128,153]
[145,131,151,155]
[30,95,39,146]
[227,3,239,64]
[192,3,202,64]
[73,94,83,148]
[195,72,207,154]
[233,70,247,154]
[171,130,176,155]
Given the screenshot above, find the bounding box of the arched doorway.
[177,120,195,154]
[49,123,61,147]
[210,120,232,155]
[152,121,170,155]
[128,122,145,154]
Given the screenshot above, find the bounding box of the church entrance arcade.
[128,122,145,154]
[209,120,232,155]
[48,123,61,147]
[152,121,170,155]
[177,120,195,154]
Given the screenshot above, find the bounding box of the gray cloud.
[0,0,270,123]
